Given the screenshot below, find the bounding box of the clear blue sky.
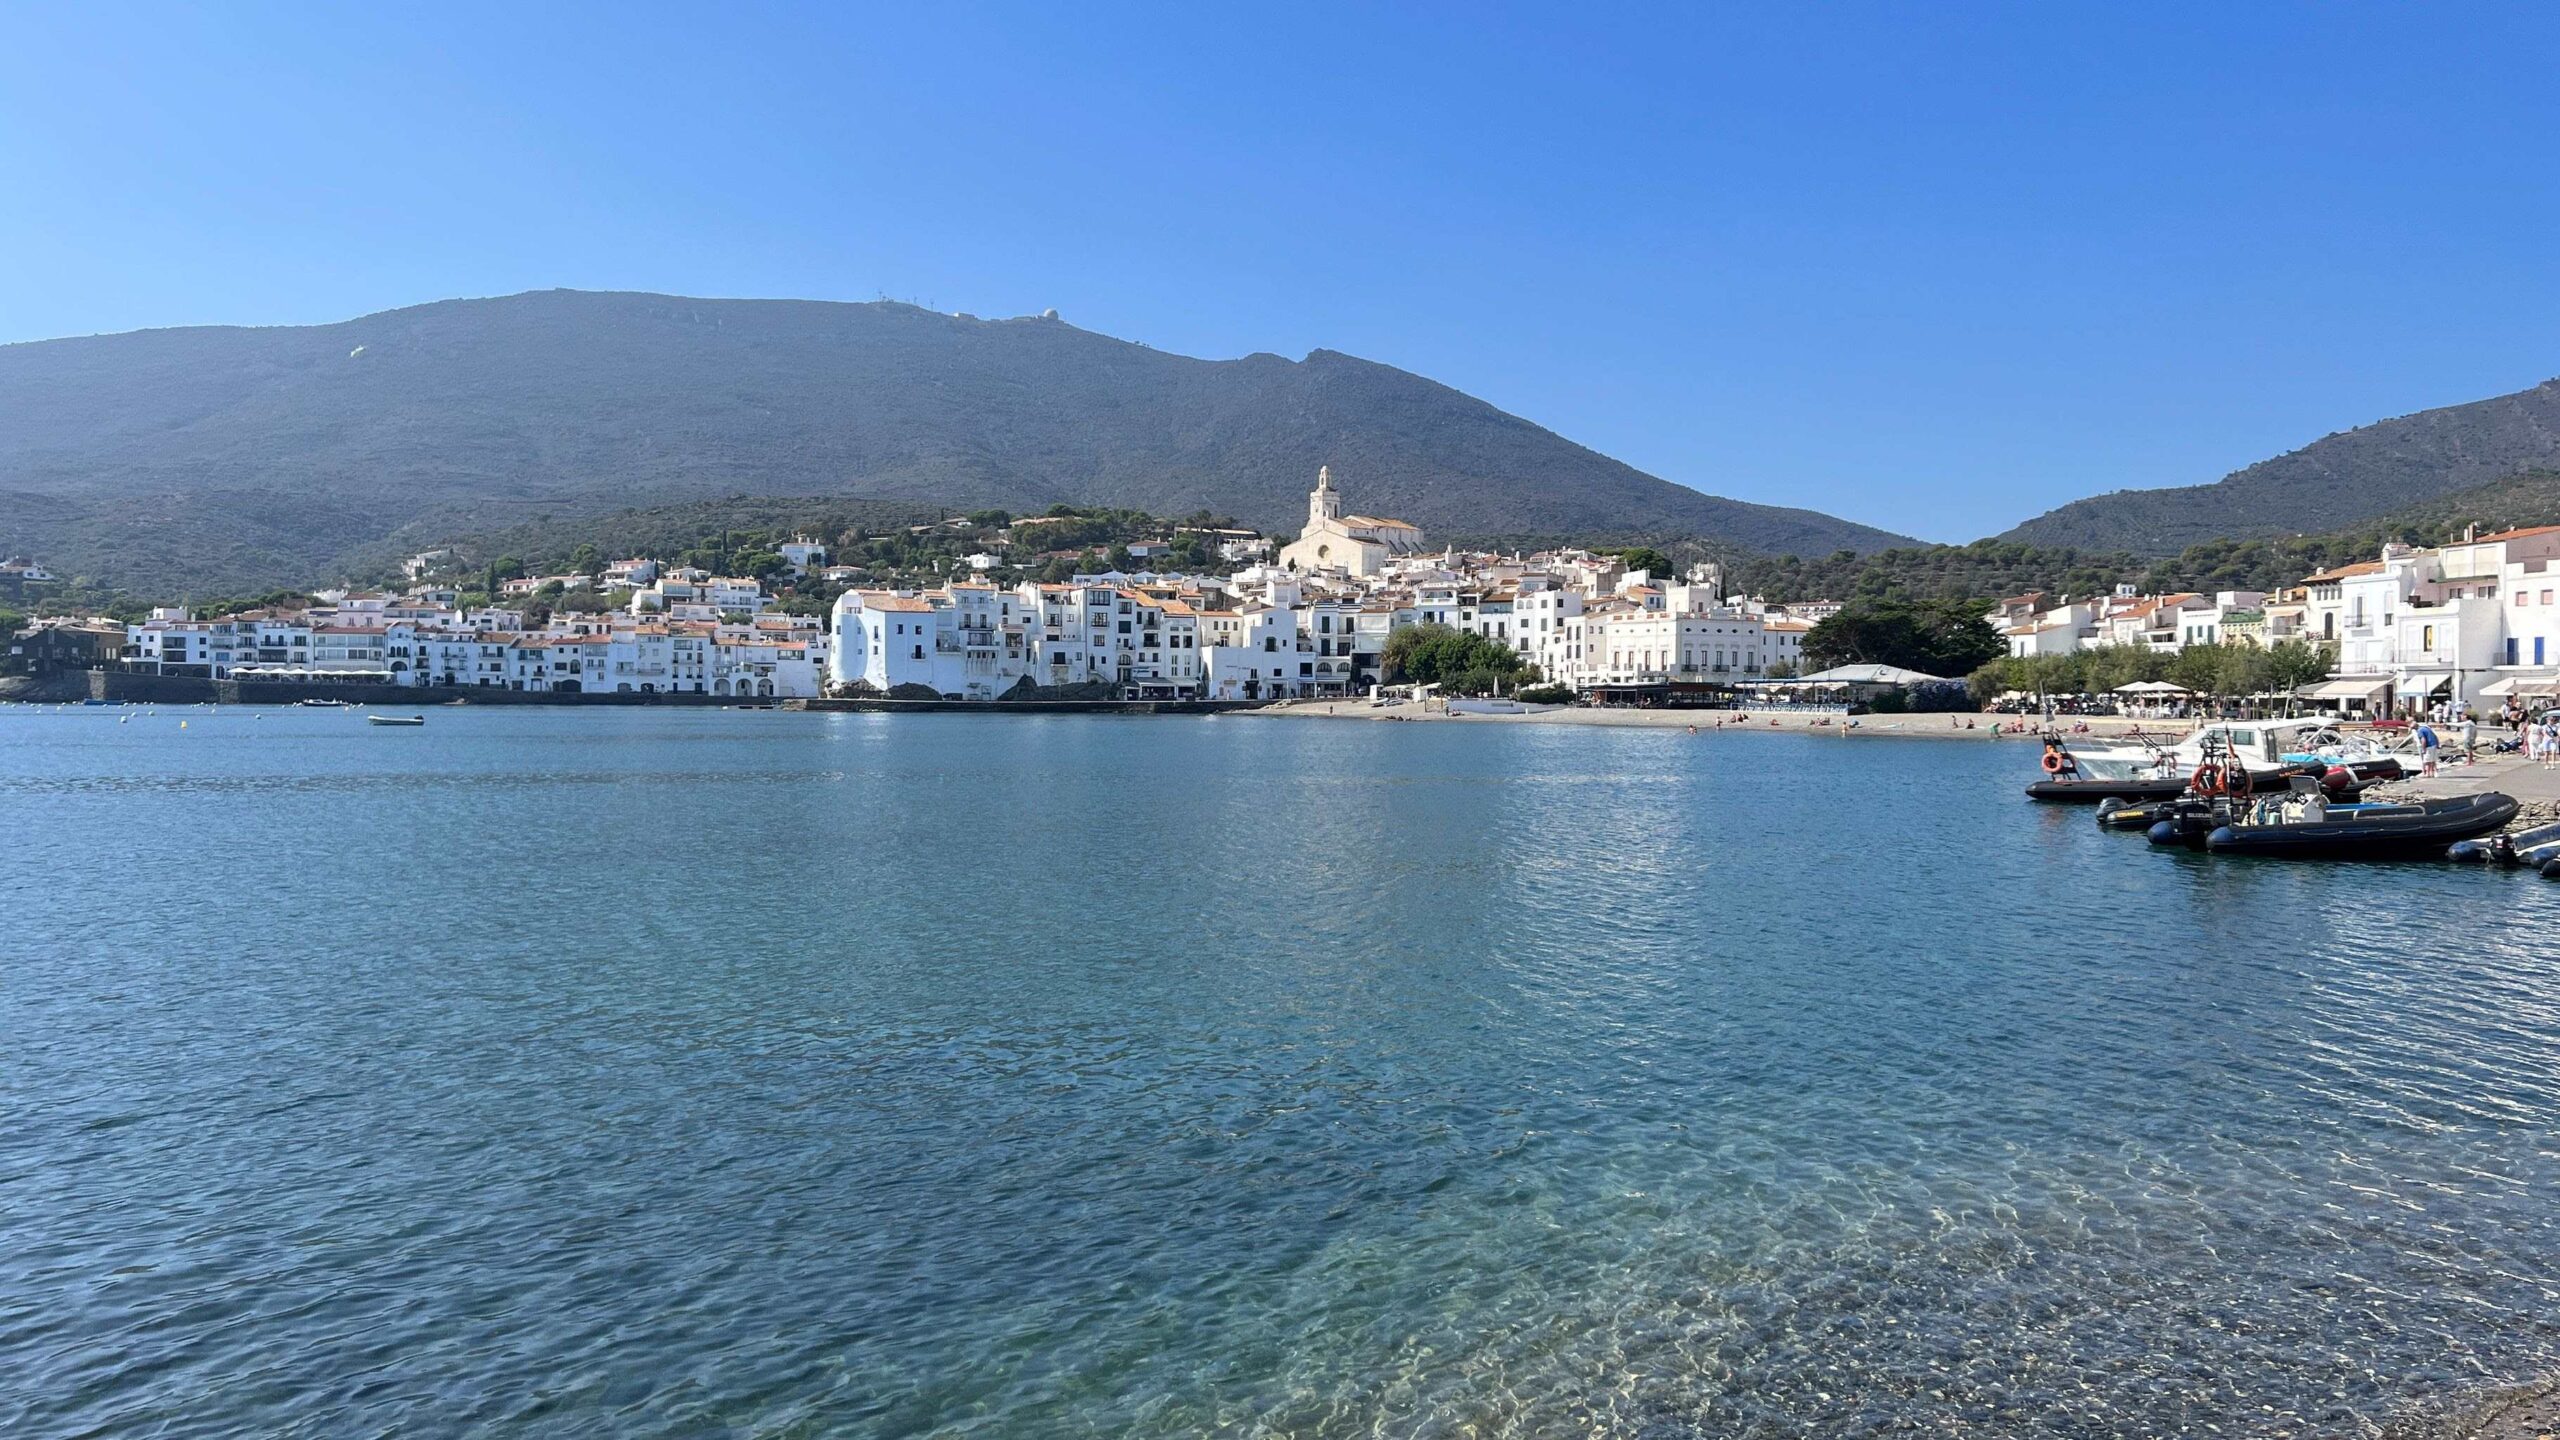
[4,3,2557,542]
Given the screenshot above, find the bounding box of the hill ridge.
[1996,376,2560,554]
[0,289,1909,592]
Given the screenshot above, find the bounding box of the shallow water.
[4,707,2556,1437]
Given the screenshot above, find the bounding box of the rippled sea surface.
[5,707,2559,1438]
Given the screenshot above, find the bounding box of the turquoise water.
[5,707,2558,1437]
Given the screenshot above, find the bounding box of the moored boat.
[2028,774,2195,804]
[2031,720,2407,804]
[2447,820,2560,868]
[2204,790,2519,860]
[365,714,426,727]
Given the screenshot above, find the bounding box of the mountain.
[1736,469,2560,609]
[1998,378,2560,555]
[0,289,1909,594]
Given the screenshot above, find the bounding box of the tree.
[1804,600,2004,678]
[2167,642,2232,696]
[569,543,602,577]
[1382,622,1526,692]
[2079,644,2168,696]
[1615,546,1673,578]
[2263,639,2333,697]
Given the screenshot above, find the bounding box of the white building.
[1276,467,1427,578]
[778,537,829,575]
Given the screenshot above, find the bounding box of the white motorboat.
[2061,719,2403,782]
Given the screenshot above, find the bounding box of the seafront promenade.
[1258,697,2189,741]
[1257,696,2560,813]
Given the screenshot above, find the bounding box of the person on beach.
[2415,720,2440,777]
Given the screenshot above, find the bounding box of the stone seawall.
[794,697,1274,716]
[87,671,766,707]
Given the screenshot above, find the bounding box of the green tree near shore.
[1804,600,2004,678]
[1968,639,2336,704]
[1382,623,1530,695]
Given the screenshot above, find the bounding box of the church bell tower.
[1309,465,1342,529]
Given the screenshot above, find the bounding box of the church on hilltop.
[1275,466,1426,578]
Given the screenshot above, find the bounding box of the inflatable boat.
[2204,791,2519,860]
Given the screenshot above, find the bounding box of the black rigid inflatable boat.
[2205,792,2520,860]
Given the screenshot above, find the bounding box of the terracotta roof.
[2303,560,2385,583]
[2475,524,2560,543]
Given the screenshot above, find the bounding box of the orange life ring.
[2042,750,2067,774]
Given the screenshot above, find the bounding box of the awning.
[2396,673,2453,698]
[2300,678,2389,701]
[2486,675,2560,698]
